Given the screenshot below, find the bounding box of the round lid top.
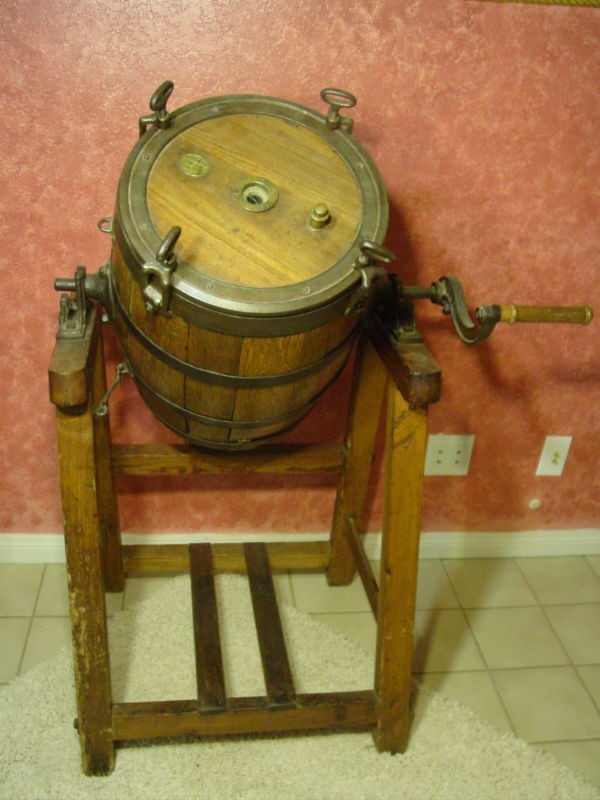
[117,94,388,318]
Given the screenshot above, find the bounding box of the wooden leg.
[56,398,115,775]
[91,336,124,592]
[327,337,388,585]
[372,383,427,753]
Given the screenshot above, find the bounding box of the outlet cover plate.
[425,434,475,476]
[536,435,572,476]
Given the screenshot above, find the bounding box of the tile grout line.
[515,557,600,719]
[510,558,582,675]
[490,559,599,737]
[440,557,518,737]
[574,665,600,717]
[439,558,491,672]
[16,564,47,678]
[584,555,600,581]
[31,563,48,617]
[429,558,460,610]
[533,736,600,746]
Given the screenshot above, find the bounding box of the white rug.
[0,574,598,800]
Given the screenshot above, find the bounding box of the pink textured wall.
[1,0,598,536]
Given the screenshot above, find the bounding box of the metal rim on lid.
[115,93,388,327]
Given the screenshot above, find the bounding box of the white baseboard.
[0,529,598,563]
[415,529,600,559]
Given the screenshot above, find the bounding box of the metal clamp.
[345,240,396,315]
[54,263,112,330]
[354,240,396,269]
[139,80,175,137]
[55,265,89,339]
[142,226,181,313]
[94,362,131,417]
[320,87,356,134]
[369,274,423,343]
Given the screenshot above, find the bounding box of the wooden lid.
[146,113,361,289]
[117,94,388,321]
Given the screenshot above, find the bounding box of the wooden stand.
[49,304,440,776]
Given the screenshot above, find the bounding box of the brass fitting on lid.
[308,203,331,230]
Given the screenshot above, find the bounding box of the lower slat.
[122,541,331,575]
[189,544,227,710]
[244,542,296,707]
[112,691,377,741]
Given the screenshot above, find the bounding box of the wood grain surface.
[146,114,362,288]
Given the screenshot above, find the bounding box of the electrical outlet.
[424,434,475,476]
[536,436,572,476]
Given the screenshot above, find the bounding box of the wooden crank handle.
[498,304,593,325]
[477,304,593,326]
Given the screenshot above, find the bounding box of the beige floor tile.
[37,564,124,617]
[585,556,600,578]
[415,560,460,610]
[35,564,70,615]
[309,611,376,657]
[369,559,459,610]
[0,564,44,616]
[493,666,600,742]
[0,618,30,682]
[544,605,600,664]
[516,557,600,605]
[577,665,600,707]
[465,607,569,669]
[20,617,72,675]
[534,740,600,788]
[416,671,513,733]
[586,555,600,580]
[443,558,537,608]
[105,588,126,616]
[413,609,486,673]
[290,571,371,613]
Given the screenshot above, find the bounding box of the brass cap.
[308,203,331,230]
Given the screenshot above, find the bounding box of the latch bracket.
[139,80,175,137]
[141,226,181,313]
[320,87,356,134]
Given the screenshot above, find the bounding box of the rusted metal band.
[112,284,358,389]
[138,408,311,451]
[112,218,362,336]
[133,386,328,452]
[131,365,337,431]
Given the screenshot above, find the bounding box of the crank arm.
[400,276,593,345]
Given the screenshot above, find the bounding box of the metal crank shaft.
[398,276,593,345]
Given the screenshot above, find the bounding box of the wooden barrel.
[109,87,389,449]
